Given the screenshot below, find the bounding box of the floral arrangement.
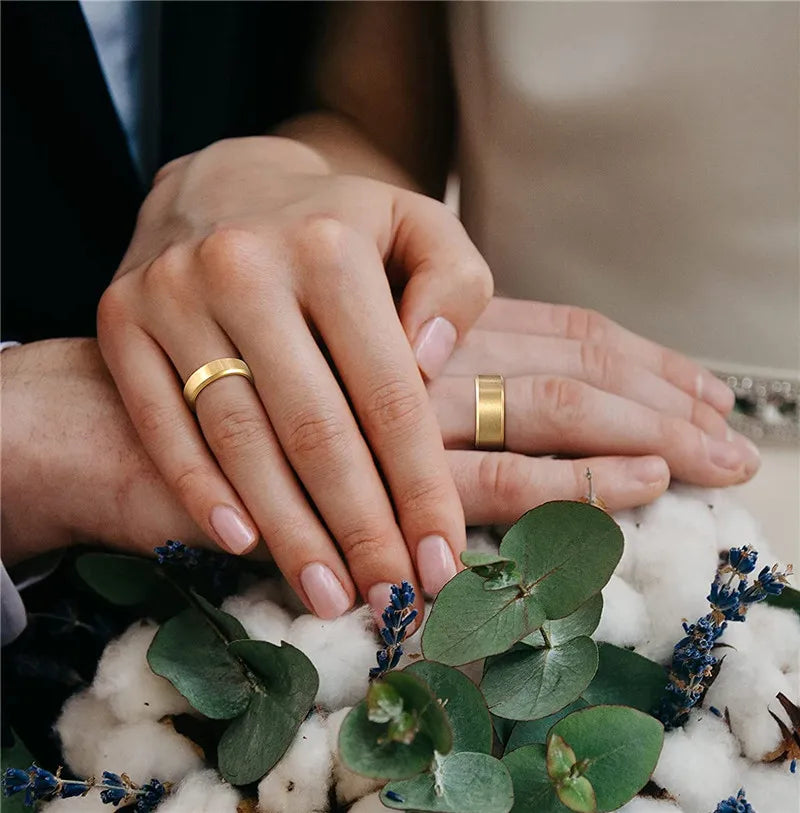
[2,488,798,813]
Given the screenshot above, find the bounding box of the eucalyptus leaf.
[504,700,589,753]
[502,745,571,813]
[522,594,604,647]
[482,637,598,720]
[766,585,800,618]
[546,734,577,780]
[555,776,597,813]
[147,605,251,719]
[339,672,453,779]
[582,643,666,713]
[217,640,318,785]
[406,660,493,754]
[493,714,517,749]
[550,705,664,812]
[422,571,545,665]
[381,752,514,813]
[500,502,623,620]
[460,552,516,569]
[76,553,175,606]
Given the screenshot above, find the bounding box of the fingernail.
[627,456,669,486]
[368,582,396,625]
[733,434,762,474]
[702,374,735,413]
[209,504,257,554]
[414,317,457,380]
[706,438,745,471]
[300,563,351,619]
[416,535,457,596]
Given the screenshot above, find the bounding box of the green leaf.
[1,730,37,813]
[766,585,800,617]
[338,672,453,779]
[460,551,516,569]
[550,705,664,812]
[502,745,571,813]
[381,752,514,813]
[217,640,318,785]
[493,714,518,749]
[76,553,173,606]
[422,571,545,665]
[406,660,493,754]
[500,502,623,620]
[582,643,666,713]
[461,551,522,591]
[555,775,597,813]
[505,700,589,754]
[147,604,251,719]
[368,681,406,724]
[481,637,598,720]
[522,594,604,647]
[546,734,577,780]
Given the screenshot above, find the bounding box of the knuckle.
[141,244,189,295]
[579,342,616,389]
[210,407,266,456]
[173,461,215,504]
[396,473,452,518]
[136,398,181,440]
[296,215,352,269]
[284,409,348,459]
[337,520,393,563]
[566,306,609,343]
[537,376,587,429]
[197,228,261,284]
[96,284,129,339]
[364,378,426,436]
[477,452,527,507]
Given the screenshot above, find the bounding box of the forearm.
[274,2,454,197]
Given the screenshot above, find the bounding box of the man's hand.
[1,339,208,565]
[97,136,493,618]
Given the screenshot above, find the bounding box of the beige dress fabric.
[449,1,799,559]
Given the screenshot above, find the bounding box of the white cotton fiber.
[40,795,108,812]
[743,603,800,674]
[55,690,119,778]
[157,770,241,813]
[286,607,376,709]
[595,576,650,648]
[257,715,332,813]
[735,760,799,813]
[348,791,391,812]
[326,707,385,805]
[466,527,501,555]
[612,510,645,583]
[93,720,202,785]
[652,711,743,812]
[220,595,292,644]
[90,621,192,722]
[618,797,685,812]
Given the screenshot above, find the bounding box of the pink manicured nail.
[417,535,457,596]
[300,563,351,619]
[706,438,744,471]
[627,456,670,486]
[209,505,257,554]
[700,373,735,413]
[368,582,396,624]
[414,317,457,380]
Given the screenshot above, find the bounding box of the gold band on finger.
[475,374,505,450]
[183,358,254,411]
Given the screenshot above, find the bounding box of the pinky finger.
[449,450,670,524]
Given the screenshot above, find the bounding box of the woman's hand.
[429,298,758,522]
[97,137,493,618]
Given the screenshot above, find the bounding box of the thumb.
[389,189,494,379]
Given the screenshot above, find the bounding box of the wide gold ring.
[183,358,254,411]
[474,374,505,450]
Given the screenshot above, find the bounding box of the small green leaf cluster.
[339,502,667,812]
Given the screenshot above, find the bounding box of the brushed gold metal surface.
[183,358,254,411]
[475,374,505,450]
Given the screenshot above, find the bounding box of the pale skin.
[2,4,760,620]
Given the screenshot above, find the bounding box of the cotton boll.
[55,690,119,778]
[652,710,743,812]
[238,578,287,607]
[326,707,385,805]
[93,720,203,785]
[743,603,800,674]
[348,791,391,812]
[40,796,108,812]
[287,607,376,709]
[613,509,646,583]
[618,797,685,812]
[466,527,501,555]
[257,715,332,813]
[158,770,241,813]
[735,760,798,813]
[704,647,796,760]
[220,595,292,644]
[595,576,651,648]
[91,621,192,722]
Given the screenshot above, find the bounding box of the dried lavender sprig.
[369,581,418,680]
[657,546,792,729]
[2,764,168,811]
[714,788,755,813]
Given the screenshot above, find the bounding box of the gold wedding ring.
[183,358,254,411]
[474,375,505,450]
